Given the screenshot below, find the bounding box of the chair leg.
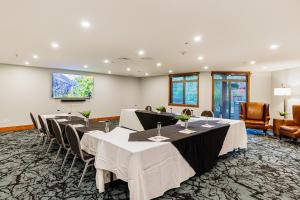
[294,138,297,144]
[78,160,92,187]
[54,146,62,162]
[263,130,267,136]
[61,149,71,170]
[46,139,55,155]
[279,134,282,140]
[68,155,77,177]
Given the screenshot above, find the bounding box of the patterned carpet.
[0,130,299,200]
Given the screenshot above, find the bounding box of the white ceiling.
[0,0,300,77]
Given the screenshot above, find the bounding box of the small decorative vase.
[158,111,161,114]
[85,118,89,127]
[180,121,185,127]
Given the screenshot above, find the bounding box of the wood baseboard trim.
[0,125,34,133]
[0,115,120,133]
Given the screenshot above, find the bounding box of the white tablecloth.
[80,116,247,200]
[119,109,144,131]
[81,127,195,200]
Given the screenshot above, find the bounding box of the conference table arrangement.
[41,109,247,200]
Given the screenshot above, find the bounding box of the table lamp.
[274,86,291,117]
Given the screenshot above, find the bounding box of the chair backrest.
[30,112,38,129]
[51,119,68,148]
[182,109,192,116]
[65,125,84,160]
[201,110,214,117]
[246,102,264,120]
[38,115,49,136]
[292,105,300,124]
[145,106,152,111]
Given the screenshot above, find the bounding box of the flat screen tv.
[52,73,94,99]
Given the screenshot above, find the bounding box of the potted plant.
[176,114,191,127]
[156,106,165,113]
[79,110,91,127]
[279,111,288,119]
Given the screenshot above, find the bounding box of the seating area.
[0,1,300,200]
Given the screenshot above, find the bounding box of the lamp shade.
[274,87,291,96]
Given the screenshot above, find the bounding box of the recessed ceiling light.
[32,54,38,59]
[103,59,110,64]
[197,56,204,60]
[145,72,149,76]
[51,42,59,49]
[138,50,145,56]
[156,62,162,67]
[126,67,131,71]
[169,69,173,74]
[24,61,30,65]
[250,60,256,65]
[81,20,91,29]
[270,44,280,50]
[108,70,112,74]
[83,65,88,68]
[263,66,267,70]
[204,66,209,70]
[193,35,202,42]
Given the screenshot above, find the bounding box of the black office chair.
[51,119,71,167]
[201,110,214,117]
[182,109,192,116]
[145,106,152,111]
[38,115,56,154]
[65,125,95,187]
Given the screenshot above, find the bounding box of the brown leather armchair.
[279,105,300,143]
[240,102,270,135]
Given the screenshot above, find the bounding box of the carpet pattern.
[0,130,299,200]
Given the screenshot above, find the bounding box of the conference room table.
[41,111,247,200]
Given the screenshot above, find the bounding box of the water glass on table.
[157,122,162,136]
[105,121,110,133]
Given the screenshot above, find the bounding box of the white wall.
[0,64,141,127]
[140,71,272,116]
[271,67,300,119]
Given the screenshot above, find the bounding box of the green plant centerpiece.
[279,111,288,118]
[176,114,191,128]
[79,110,91,127]
[156,106,165,113]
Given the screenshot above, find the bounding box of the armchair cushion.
[245,120,265,125]
[280,125,300,133]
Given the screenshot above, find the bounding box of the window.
[169,73,199,107]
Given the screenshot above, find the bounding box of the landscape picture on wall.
[52,73,94,99]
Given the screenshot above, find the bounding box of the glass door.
[213,73,249,119]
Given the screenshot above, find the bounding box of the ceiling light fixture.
[24,61,30,65]
[145,72,149,76]
[156,62,162,67]
[81,20,91,29]
[126,67,131,71]
[32,54,39,59]
[83,65,88,68]
[193,35,202,42]
[51,42,59,49]
[250,60,256,65]
[204,66,209,70]
[263,66,267,70]
[270,44,280,50]
[197,56,204,60]
[169,69,173,74]
[108,70,112,74]
[103,59,110,64]
[138,50,145,56]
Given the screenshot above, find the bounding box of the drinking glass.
[170,108,173,114]
[68,112,72,121]
[85,118,89,127]
[206,116,209,125]
[157,122,162,136]
[184,120,189,130]
[219,114,223,119]
[105,121,110,133]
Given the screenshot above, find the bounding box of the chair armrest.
[240,114,245,120]
[283,120,298,126]
[265,116,270,124]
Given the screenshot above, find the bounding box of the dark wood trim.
[0,115,120,133]
[168,72,199,108]
[211,71,251,112]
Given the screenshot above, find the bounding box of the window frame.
[168,72,199,107]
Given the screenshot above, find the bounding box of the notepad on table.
[201,124,215,128]
[72,124,84,128]
[148,136,169,142]
[179,129,196,134]
[57,119,68,122]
